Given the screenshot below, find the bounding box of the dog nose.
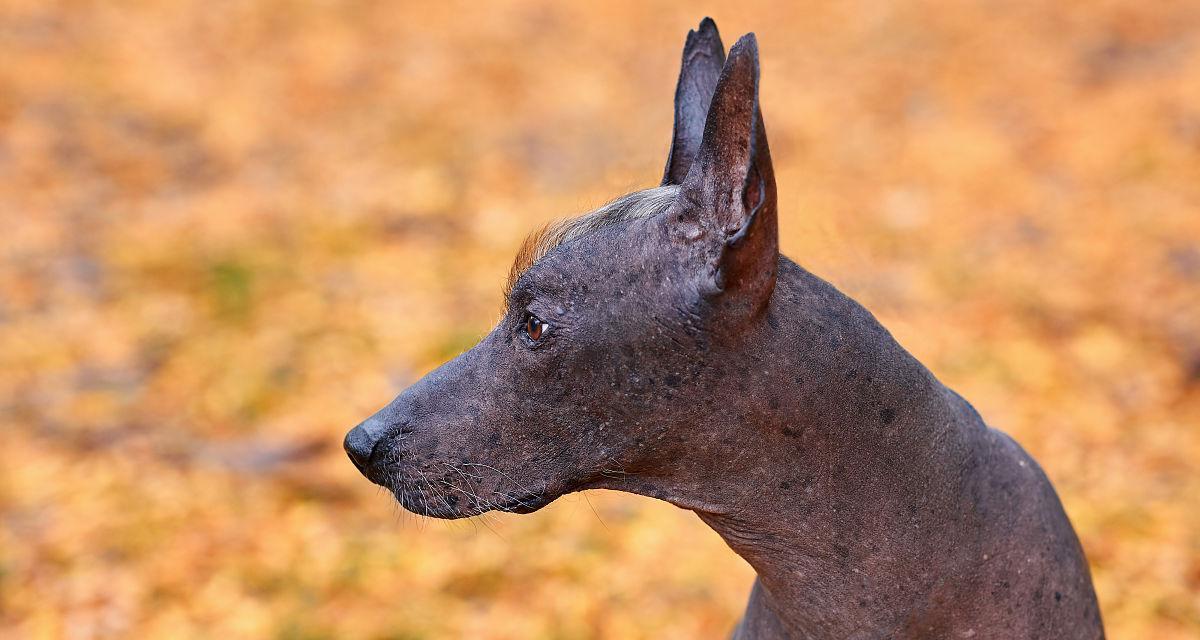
[344,419,383,474]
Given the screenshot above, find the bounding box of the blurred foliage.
[1,0,1199,638]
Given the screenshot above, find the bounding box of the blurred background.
[1,0,1198,638]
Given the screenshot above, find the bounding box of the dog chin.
[392,484,556,519]
[392,488,473,519]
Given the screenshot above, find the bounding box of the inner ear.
[729,169,767,249]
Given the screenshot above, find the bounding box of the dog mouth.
[385,472,556,519]
[354,437,560,519]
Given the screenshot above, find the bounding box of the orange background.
[2,1,1198,638]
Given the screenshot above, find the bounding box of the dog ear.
[678,33,778,317]
[662,18,726,186]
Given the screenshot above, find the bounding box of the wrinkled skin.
[345,19,1104,640]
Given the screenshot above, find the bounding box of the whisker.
[582,491,609,531]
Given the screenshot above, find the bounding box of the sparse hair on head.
[504,185,680,298]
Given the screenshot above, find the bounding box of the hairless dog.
[345,18,1104,639]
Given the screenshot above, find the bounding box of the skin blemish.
[880,407,896,425]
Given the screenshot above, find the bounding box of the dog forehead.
[520,219,675,304]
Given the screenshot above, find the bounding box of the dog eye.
[522,313,548,341]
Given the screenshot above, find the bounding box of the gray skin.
[344,19,1104,639]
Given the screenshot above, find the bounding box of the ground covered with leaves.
[2,1,1198,638]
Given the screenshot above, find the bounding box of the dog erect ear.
[679,33,778,316]
[662,18,726,186]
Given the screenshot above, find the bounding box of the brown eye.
[523,313,547,341]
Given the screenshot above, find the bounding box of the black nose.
[344,420,382,475]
